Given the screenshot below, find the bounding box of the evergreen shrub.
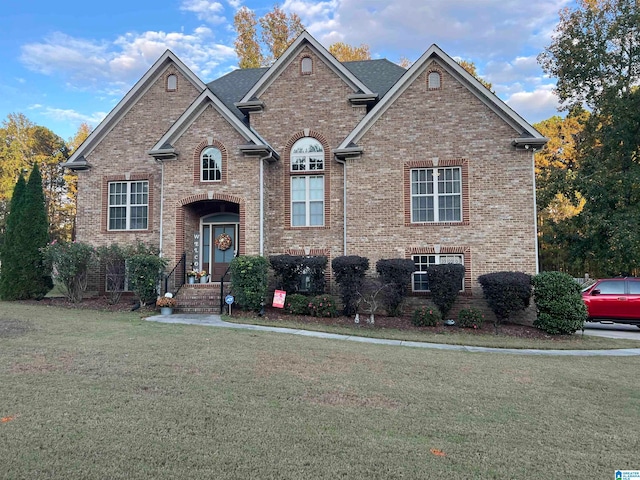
[411,306,442,327]
[332,255,369,315]
[478,271,532,330]
[426,263,465,318]
[230,255,269,312]
[532,271,587,334]
[376,258,415,315]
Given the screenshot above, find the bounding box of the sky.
[0,0,575,141]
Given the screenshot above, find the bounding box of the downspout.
[155,159,165,257]
[259,150,274,256]
[335,157,348,256]
[530,149,539,274]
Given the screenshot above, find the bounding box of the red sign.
[272,290,286,308]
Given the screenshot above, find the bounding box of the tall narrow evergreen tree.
[24,163,52,298]
[0,175,26,299]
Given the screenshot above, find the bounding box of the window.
[412,254,464,292]
[108,181,148,230]
[428,71,441,89]
[301,57,313,74]
[201,147,222,182]
[290,137,324,227]
[411,167,461,222]
[167,74,177,91]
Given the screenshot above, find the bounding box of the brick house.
[63,31,547,312]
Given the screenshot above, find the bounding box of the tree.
[259,5,304,65]
[458,60,493,92]
[0,175,26,299]
[534,111,588,273]
[24,163,53,298]
[539,0,640,276]
[234,7,263,68]
[328,42,371,62]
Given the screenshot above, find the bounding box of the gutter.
[333,146,363,256]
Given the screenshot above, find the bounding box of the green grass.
[223,314,640,350]
[1,302,639,479]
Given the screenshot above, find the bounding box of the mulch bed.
[20,297,558,340]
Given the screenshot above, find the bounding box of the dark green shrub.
[126,244,167,307]
[376,258,415,315]
[478,271,532,330]
[532,271,587,334]
[285,293,309,315]
[230,255,269,312]
[332,255,369,315]
[411,306,442,327]
[458,307,485,328]
[308,294,338,318]
[270,255,327,295]
[41,241,97,303]
[427,263,465,318]
[269,255,301,293]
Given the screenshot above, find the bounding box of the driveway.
[583,322,640,340]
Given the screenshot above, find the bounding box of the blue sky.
[0,0,574,141]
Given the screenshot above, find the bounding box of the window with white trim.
[201,147,222,182]
[108,181,148,230]
[290,137,324,227]
[411,167,461,222]
[412,254,464,292]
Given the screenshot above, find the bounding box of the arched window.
[167,74,178,91]
[301,57,313,75]
[201,147,222,182]
[428,71,441,89]
[290,137,324,226]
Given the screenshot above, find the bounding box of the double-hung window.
[412,254,464,292]
[108,181,148,230]
[290,137,324,227]
[411,167,461,222]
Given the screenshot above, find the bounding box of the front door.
[202,223,236,281]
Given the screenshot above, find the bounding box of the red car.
[582,277,640,327]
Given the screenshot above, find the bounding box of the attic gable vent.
[428,71,441,90]
[167,74,178,91]
[301,56,313,75]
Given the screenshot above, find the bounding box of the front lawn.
[1,302,639,479]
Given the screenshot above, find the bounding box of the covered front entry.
[201,213,238,281]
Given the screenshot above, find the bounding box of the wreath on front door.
[215,233,232,251]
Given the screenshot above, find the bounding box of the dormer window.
[166,74,178,91]
[301,57,313,75]
[428,71,441,89]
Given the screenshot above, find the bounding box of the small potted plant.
[157,293,177,315]
[198,270,208,283]
[187,270,198,284]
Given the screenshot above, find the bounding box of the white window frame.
[201,147,222,182]
[108,180,149,231]
[290,138,325,227]
[410,167,462,223]
[412,254,464,292]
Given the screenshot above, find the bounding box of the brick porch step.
[174,283,223,314]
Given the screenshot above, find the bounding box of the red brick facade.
[69,34,543,306]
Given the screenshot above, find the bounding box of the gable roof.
[149,89,278,160]
[238,31,374,104]
[338,44,547,150]
[62,50,206,169]
[208,59,406,121]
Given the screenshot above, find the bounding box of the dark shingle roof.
[207,59,406,120]
[342,59,406,97]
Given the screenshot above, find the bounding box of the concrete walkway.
[145,313,640,357]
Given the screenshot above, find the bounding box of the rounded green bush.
[457,307,485,328]
[285,293,309,315]
[532,271,587,335]
[411,306,442,327]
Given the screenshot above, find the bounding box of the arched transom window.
[201,147,222,182]
[290,137,324,227]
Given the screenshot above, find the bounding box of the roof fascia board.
[151,89,267,151]
[66,50,206,165]
[339,44,545,149]
[240,31,372,103]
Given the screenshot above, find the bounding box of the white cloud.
[505,85,562,124]
[180,0,226,24]
[30,105,107,128]
[20,28,236,95]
